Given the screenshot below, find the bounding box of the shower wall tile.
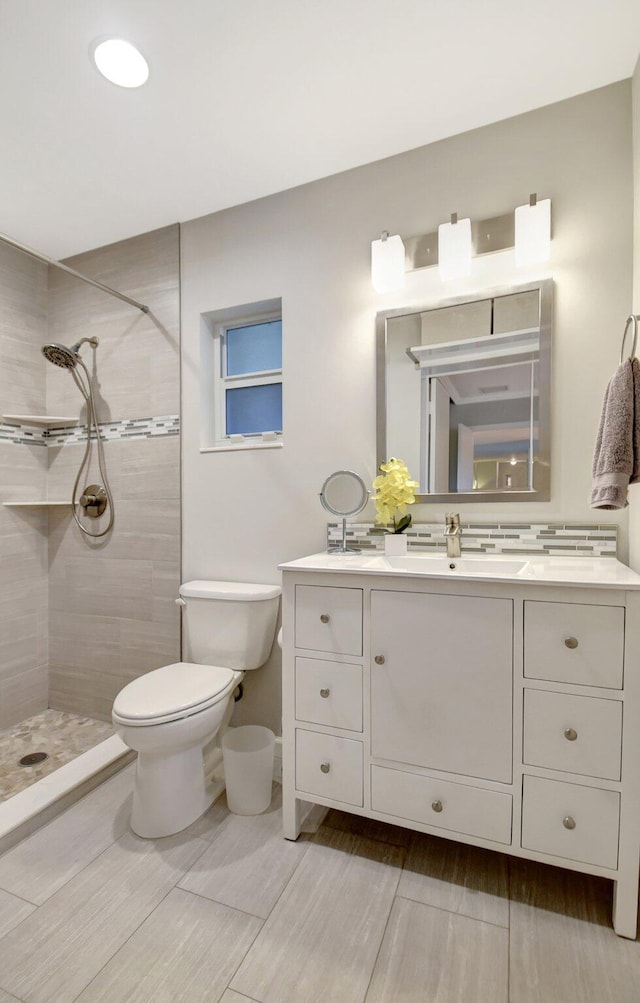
[0,245,49,728]
[46,225,181,722]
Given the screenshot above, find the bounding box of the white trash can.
[222,725,275,815]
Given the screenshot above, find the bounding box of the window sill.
[200,441,284,454]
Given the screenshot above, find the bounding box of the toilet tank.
[179,580,281,670]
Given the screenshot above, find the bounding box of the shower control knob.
[79,484,107,518]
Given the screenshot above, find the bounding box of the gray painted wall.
[181,81,634,733]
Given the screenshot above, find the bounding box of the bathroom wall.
[629,57,640,573]
[0,244,49,728]
[46,225,181,722]
[181,82,633,734]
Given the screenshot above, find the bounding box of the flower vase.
[384,533,408,556]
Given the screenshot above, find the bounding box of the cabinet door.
[371,590,513,783]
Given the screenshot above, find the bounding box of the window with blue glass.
[219,316,282,439]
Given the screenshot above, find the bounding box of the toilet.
[112,579,280,838]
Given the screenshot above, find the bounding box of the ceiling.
[1,0,639,259]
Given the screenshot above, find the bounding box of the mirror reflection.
[378,280,552,502]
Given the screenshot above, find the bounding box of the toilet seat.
[112,662,239,727]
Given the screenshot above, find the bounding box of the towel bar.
[620,314,639,363]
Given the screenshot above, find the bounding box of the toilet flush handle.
[175,597,186,607]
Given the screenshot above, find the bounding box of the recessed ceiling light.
[92,38,149,88]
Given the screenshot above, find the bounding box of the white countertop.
[279,552,640,590]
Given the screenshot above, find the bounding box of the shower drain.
[18,752,49,767]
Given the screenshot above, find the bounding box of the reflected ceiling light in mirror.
[515,195,551,266]
[92,39,149,88]
[438,214,472,281]
[371,232,406,293]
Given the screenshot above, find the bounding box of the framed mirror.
[376,279,552,503]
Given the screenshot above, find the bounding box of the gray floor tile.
[76,888,262,1002]
[366,896,509,1003]
[0,830,208,1003]
[0,887,36,938]
[398,831,510,926]
[322,807,413,846]
[0,766,131,904]
[230,828,403,1003]
[510,858,640,1003]
[179,786,309,919]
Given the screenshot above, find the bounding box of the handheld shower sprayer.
[41,336,114,538]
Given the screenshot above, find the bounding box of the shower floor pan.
[0,709,132,851]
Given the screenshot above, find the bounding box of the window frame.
[212,309,283,447]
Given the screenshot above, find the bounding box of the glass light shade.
[515,198,551,266]
[371,234,406,293]
[438,218,472,280]
[93,39,149,88]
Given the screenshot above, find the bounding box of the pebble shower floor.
[0,709,114,801]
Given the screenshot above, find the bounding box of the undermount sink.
[385,555,528,576]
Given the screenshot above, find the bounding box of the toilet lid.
[112,662,236,723]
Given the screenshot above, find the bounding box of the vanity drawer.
[524,601,624,689]
[295,729,363,806]
[295,585,363,656]
[523,689,622,780]
[295,657,363,732]
[371,766,512,845]
[522,775,620,869]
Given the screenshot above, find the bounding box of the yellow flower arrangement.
[372,458,419,534]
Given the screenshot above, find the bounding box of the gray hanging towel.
[590,358,640,509]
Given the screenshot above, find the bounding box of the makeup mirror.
[320,470,369,553]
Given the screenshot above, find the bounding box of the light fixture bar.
[405,211,516,270]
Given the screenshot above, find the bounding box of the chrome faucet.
[444,513,461,558]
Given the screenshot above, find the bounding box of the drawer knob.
[320,688,330,698]
[431,799,443,813]
[563,815,576,830]
[564,636,579,650]
[320,613,330,624]
[374,655,385,665]
[564,727,578,742]
[320,762,331,774]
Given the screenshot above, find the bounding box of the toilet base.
[131,745,219,838]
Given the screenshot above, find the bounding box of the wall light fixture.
[514,194,551,267]
[371,231,406,293]
[438,213,472,281]
[371,194,551,291]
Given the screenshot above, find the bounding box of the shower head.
[41,342,79,369]
[41,336,98,369]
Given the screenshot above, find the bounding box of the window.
[200,300,283,451]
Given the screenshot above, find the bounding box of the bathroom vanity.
[279,552,640,938]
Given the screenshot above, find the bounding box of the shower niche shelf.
[3,501,70,508]
[2,414,78,426]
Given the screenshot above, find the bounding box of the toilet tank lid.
[180,580,281,601]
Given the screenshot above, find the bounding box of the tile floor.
[0,765,638,1002]
[0,710,115,801]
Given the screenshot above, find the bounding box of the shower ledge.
[3,501,70,507]
[2,414,78,425]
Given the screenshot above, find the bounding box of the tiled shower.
[0,224,181,740]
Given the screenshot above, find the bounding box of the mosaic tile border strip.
[327,522,618,558]
[0,415,180,447]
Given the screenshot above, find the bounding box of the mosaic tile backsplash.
[0,414,179,447]
[327,522,618,558]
